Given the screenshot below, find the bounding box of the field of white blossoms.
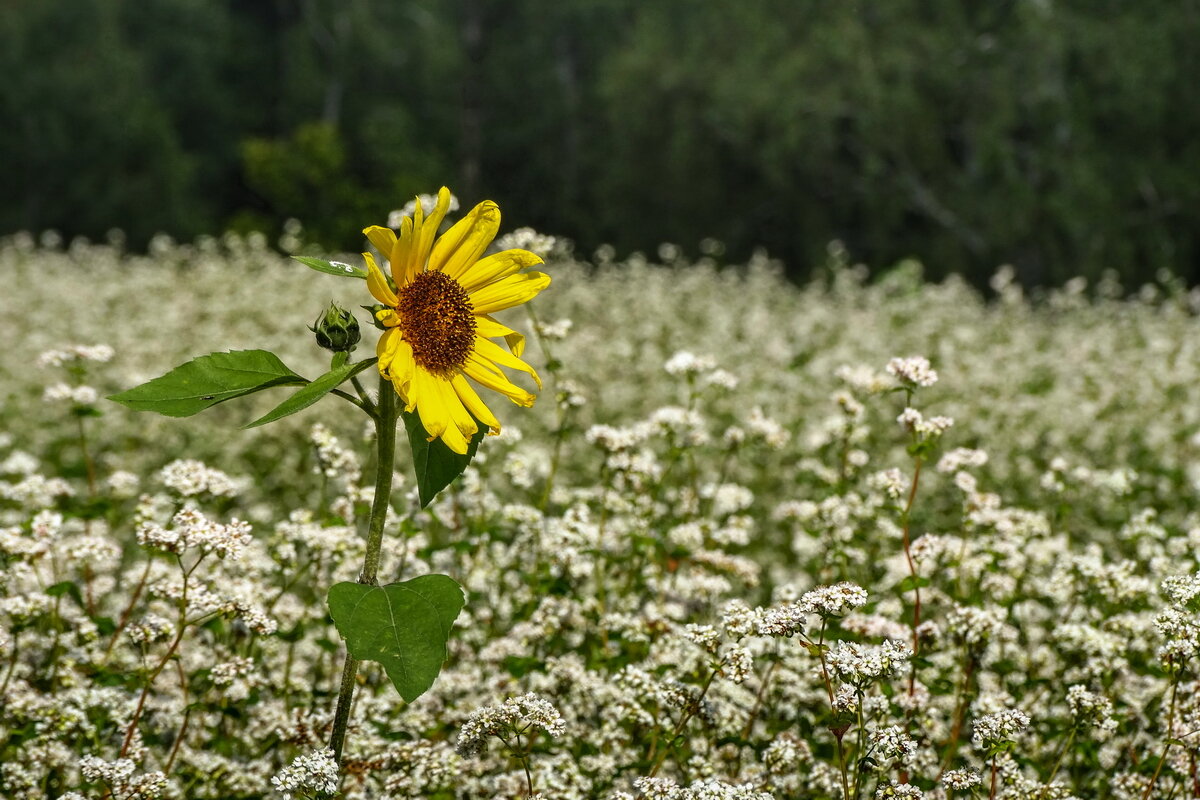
[5,225,1200,800]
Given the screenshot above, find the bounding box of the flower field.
[4,229,1200,799]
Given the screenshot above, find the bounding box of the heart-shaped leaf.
[327,575,466,702]
[294,255,367,279]
[402,410,487,508]
[108,350,305,417]
[244,357,378,428]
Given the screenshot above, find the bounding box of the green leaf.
[327,575,466,702]
[45,580,84,608]
[896,574,931,592]
[294,255,367,279]
[244,357,378,429]
[402,409,487,508]
[108,350,305,417]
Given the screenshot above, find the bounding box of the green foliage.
[244,357,376,429]
[108,350,305,418]
[5,0,1200,283]
[401,409,488,508]
[293,256,367,280]
[327,576,466,702]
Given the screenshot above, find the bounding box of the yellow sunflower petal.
[392,216,415,287]
[475,314,526,357]
[412,187,452,276]
[472,335,542,389]
[458,249,544,294]
[364,252,398,306]
[376,328,401,374]
[450,372,502,434]
[363,225,397,261]
[411,368,447,439]
[469,271,551,316]
[375,308,401,328]
[388,338,417,402]
[429,200,500,279]
[464,352,536,407]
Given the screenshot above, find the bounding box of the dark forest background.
[4,0,1199,287]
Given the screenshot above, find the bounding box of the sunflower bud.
[310,303,360,352]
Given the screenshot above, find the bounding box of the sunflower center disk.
[397,271,477,376]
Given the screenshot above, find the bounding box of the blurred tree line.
[3,0,1198,286]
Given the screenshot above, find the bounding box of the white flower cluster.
[665,350,717,377]
[875,782,923,799]
[896,408,955,438]
[886,356,938,388]
[269,748,338,799]
[136,508,252,559]
[825,640,911,685]
[42,383,99,404]
[309,424,359,482]
[79,755,166,799]
[941,768,981,790]
[36,344,114,368]
[456,692,566,756]
[1065,685,1117,731]
[494,226,560,259]
[158,459,240,498]
[631,776,773,800]
[972,708,1031,749]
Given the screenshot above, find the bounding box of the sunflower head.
[362,187,551,455]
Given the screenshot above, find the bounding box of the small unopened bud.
[310,303,360,352]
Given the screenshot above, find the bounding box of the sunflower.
[362,187,551,455]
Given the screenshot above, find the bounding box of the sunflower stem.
[329,374,398,763]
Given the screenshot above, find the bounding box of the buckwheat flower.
[270,747,339,799]
[587,424,649,452]
[535,317,574,340]
[720,646,753,684]
[456,692,566,756]
[886,356,938,388]
[158,459,239,498]
[127,613,175,645]
[309,423,359,481]
[364,187,550,454]
[634,777,679,800]
[79,755,167,799]
[825,640,911,685]
[745,406,790,448]
[105,470,140,498]
[869,725,917,764]
[704,368,739,390]
[942,769,982,790]
[799,582,869,618]
[664,350,717,377]
[1163,572,1200,610]
[972,708,1030,750]
[756,603,806,638]
[720,599,757,640]
[876,782,923,798]
[937,448,989,473]
[42,383,99,405]
[1066,685,1117,731]
[494,226,559,258]
[682,624,721,653]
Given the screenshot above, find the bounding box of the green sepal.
[108,350,305,417]
[327,575,466,702]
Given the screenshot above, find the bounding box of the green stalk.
[328,376,398,762]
